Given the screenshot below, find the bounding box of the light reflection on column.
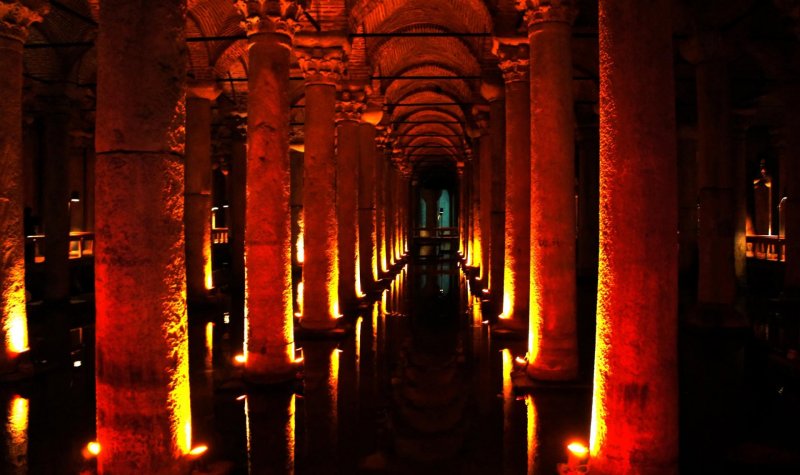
[204,322,214,369]
[4,394,28,475]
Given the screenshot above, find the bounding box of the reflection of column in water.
[300,343,340,472]
[4,395,28,475]
[526,395,538,475]
[355,317,363,393]
[245,391,295,475]
[501,349,514,473]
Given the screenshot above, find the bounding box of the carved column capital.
[335,88,366,123]
[494,41,530,83]
[296,46,345,86]
[0,0,49,43]
[232,0,304,38]
[516,0,577,27]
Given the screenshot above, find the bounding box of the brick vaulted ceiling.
[19,0,800,173]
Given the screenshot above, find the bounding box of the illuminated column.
[780,90,800,291]
[298,45,344,328]
[487,83,506,316]
[185,82,220,303]
[475,110,492,288]
[95,0,192,471]
[683,33,737,314]
[42,95,72,304]
[496,41,530,329]
[576,126,599,279]
[385,159,396,265]
[358,118,379,291]
[335,88,365,313]
[590,0,679,472]
[0,1,46,372]
[732,117,751,286]
[228,113,247,297]
[470,149,483,276]
[290,147,303,269]
[375,133,388,275]
[521,0,579,379]
[457,163,467,257]
[235,1,304,378]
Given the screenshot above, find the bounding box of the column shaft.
[185,92,215,302]
[590,0,679,471]
[479,130,492,287]
[376,149,387,274]
[489,98,506,316]
[358,123,378,290]
[42,98,72,303]
[244,31,296,374]
[94,0,191,471]
[527,10,578,379]
[498,47,531,329]
[0,3,44,369]
[336,112,361,312]
[303,82,339,327]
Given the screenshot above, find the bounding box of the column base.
[0,352,34,382]
[526,358,579,383]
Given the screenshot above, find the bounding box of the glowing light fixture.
[234,354,247,364]
[189,445,208,457]
[558,441,589,474]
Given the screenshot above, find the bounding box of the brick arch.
[350,0,492,36]
[370,35,480,79]
[384,65,475,105]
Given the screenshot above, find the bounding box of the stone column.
[41,95,72,304]
[733,116,751,287]
[470,150,483,276]
[375,134,388,275]
[487,84,506,316]
[683,33,737,317]
[590,0,679,472]
[386,159,396,266]
[781,90,800,291]
[95,0,192,472]
[227,113,247,298]
[576,125,600,279]
[496,41,531,330]
[298,45,344,328]
[520,0,578,379]
[185,82,220,303]
[335,88,365,313]
[235,1,304,379]
[0,1,46,372]
[358,113,380,292]
[477,110,495,288]
[226,113,247,357]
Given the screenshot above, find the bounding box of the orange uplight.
[567,442,589,458]
[6,312,29,354]
[189,445,208,457]
[7,395,29,466]
[87,441,101,456]
[234,354,247,364]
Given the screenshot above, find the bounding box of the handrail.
[413,227,459,239]
[26,232,95,262]
[746,234,785,262]
[212,227,229,244]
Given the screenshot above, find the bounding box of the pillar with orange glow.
[358,115,380,291]
[0,1,46,373]
[475,110,493,290]
[682,33,737,315]
[185,81,220,303]
[485,81,506,316]
[470,150,483,276]
[299,45,344,328]
[95,0,192,471]
[375,131,389,275]
[521,0,578,379]
[497,41,530,330]
[590,0,679,472]
[335,88,365,313]
[385,159,397,265]
[236,1,304,379]
[782,90,800,291]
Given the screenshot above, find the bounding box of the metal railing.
[412,227,459,238]
[746,235,785,262]
[212,227,229,244]
[26,232,95,263]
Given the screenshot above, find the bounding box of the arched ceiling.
[19,0,800,177]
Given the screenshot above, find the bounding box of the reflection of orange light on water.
[355,317,363,363]
[329,348,340,429]
[501,349,513,399]
[205,322,214,367]
[500,264,514,320]
[526,396,538,475]
[287,393,296,470]
[7,395,28,467]
[204,256,213,290]
[6,311,29,355]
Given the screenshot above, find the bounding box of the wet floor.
[2,261,800,473]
